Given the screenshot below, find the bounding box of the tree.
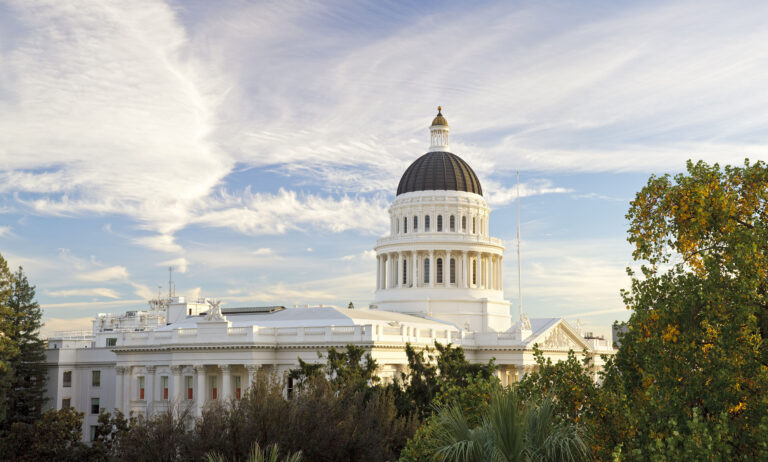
[289,344,379,393]
[0,253,16,427]
[516,347,630,461]
[428,389,591,462]
[206,442,303,462]
[391,342,497,420]
[3,267,47,426]
[1,408,90,461]
[612,159,768,459]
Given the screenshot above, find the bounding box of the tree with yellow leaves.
[609,159,768,459]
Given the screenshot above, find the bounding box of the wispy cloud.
[77,266,129,282]
[47,288,121,299]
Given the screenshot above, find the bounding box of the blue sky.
[1,0,767,336]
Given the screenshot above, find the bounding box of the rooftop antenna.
[168,266,173,298]
[516,171,523,320]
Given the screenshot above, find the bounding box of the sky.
[1,0,767,337]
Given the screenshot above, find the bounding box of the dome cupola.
[396,107,482,196]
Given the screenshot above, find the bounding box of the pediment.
[527,321,589,351]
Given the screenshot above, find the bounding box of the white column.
[442,251,448,287]
[429,250,435,288]
[412,252,418,288]
[145,366,155,415]
[398,252,404,288]
[490,256,495,290]
[446,250,452,287]
[385,254,391,288]
[195,365,206,416]
[114,366,125,413]
[380,255,386,290]
[124,366,132,412]
[462,251,468,288]
[499,256,503,289]
[221,365,232,402]
[171,365,183,404]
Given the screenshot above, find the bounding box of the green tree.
[1,408,90,461]
[428,389,591,462]
[399,374,500,461]
[611,159,768,459]
[516,347,630,461]
[391,342,496,420]
[289,344,379,393]
[206,441,303,462]
[3,267,47,427]
[0,254,16,427]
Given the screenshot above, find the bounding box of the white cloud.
[47,288,121,299]
[0,0,231,249]
[158,257,188,273]
[252,248,273,256]
[77,265,129,282]
[193,188,389,236]
[40,316,94,337]
[484,179,572,207]
[0,226,11,238]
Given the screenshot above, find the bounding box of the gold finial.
[431,106,447,126]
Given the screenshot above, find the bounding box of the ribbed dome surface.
[397,151,482,196]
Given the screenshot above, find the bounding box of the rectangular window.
[425,215,430,231]
[450,215,455,232]
[287,377,294,398]
[450,259,456,284]
[90,425,98,442]
[138,376,145,400]
[413,216,418,231]
[161,376,169,400]
[210,376,218,400]
[472,260,477,285]
[235,376,242,399]
[462,216,467,231]
[403,217,407,233]
[63,370,72,388]
[91,397,100,414]
[437,215,443,232]
[185,376,193,400]
[62,398,71,409]
[92,370,101,387]
[106,338,117,347]
[424,258,430,284]
[436,259,443,284]
[402,259,407,284]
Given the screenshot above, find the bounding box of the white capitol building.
[44,109,614,440]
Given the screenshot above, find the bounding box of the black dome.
[397,151,482,196]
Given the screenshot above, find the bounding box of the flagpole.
[516,171,522,320]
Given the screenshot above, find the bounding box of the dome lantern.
[428,106,450,152]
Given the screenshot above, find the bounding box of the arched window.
[472,217,476,234]
[424,258,430,284]
[472,259,477,285]
[403,217,408,233]
[425,215,431,232]
[462,216,467,231]
[450,215,455,232]
[436,258,443,284]
[402,259,408,285]
[450,258,456,284]
[437,215,443,232]
[413,216,418,231]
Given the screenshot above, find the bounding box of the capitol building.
[44,109,614,440]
